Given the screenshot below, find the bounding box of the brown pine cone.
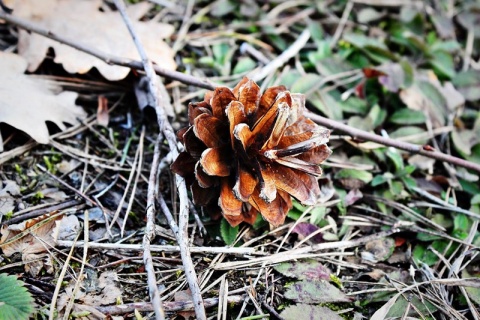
[171,77,331,227]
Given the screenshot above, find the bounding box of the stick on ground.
[112,1,206,319]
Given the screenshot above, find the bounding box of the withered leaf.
[0,52,86,144]
[7,0,176,81]
[0,212,64,275]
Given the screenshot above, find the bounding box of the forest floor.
[1,1,480,319]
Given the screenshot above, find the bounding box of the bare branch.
[95,295,245,316]
[142,134,166,320]
[112,1,206,318]
[0,11,215,90]
[305,111,480,173]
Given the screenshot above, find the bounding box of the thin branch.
[109,131,141,231]
[63,211,90,320]
[144,135,167,319]
[49,231,82,320]
[0,11,215,90]
[4,199,81,225]
[305,111,480,173]
[112,1,206,319]
[35,164,102,208]
[121,126,145,237]
[56,240,259,255]
[252,28,310,82]
[213,228,402,270]
[330,0,354,48]
[464,29,474,71]
[95,295,245,316]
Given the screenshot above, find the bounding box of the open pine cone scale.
[171,77,331,227]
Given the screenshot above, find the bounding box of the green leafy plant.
[0,273,35,320]
[220,218,238,245]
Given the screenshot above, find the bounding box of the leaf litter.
[5,0,176,81]
[0,52,87,144]
[0,1,480,319]
[0,212,64,276]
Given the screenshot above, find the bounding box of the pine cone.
[171,77,331,227]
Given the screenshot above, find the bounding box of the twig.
[189,200,207,235]
[214,228,401,270]
[351,0,422,6]
[4,199,81,225]
[95,295,245,315]
[63,211,89,320]
[217,276,228,320]
[0,141,37,165]
[35,164,102,208]
[113,1,206,318]
[330,0,354,48]
[412,187,480,220]
[56,240,259,255]
[109,132,141,231]
[305,111,480,173]
[240,42,270,64]
[0,11,214,90]
[171,0,195,54]
[142,135,166,320]
[464,29,474,71]
[121,126,145,237]
[252,28,311,82]
[261,301,284,320]
[49,229,82,320]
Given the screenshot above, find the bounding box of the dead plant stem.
[49,229,82,320]
[214,228,401,270]
[95,295,245,316]
[63,211,89,319]
[121,126,145,237]
[330,0,354,48]
[142,134,166,320]
[252,28,310,82]
[305,111,480,173]
[109,133,141,231]
[113,1,206,318]
[35,164,103,210]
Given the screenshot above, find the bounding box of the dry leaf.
[399,72,464,128]
[54,215,80,241]
[7,0,176,81]
[82,271,122,306]
[57,271,123,313]
[174,289,195,319]
[0,180,20,216]
[0,52,87,144]
[0,211,64,275]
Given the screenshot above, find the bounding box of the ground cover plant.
[0,0,480,319]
